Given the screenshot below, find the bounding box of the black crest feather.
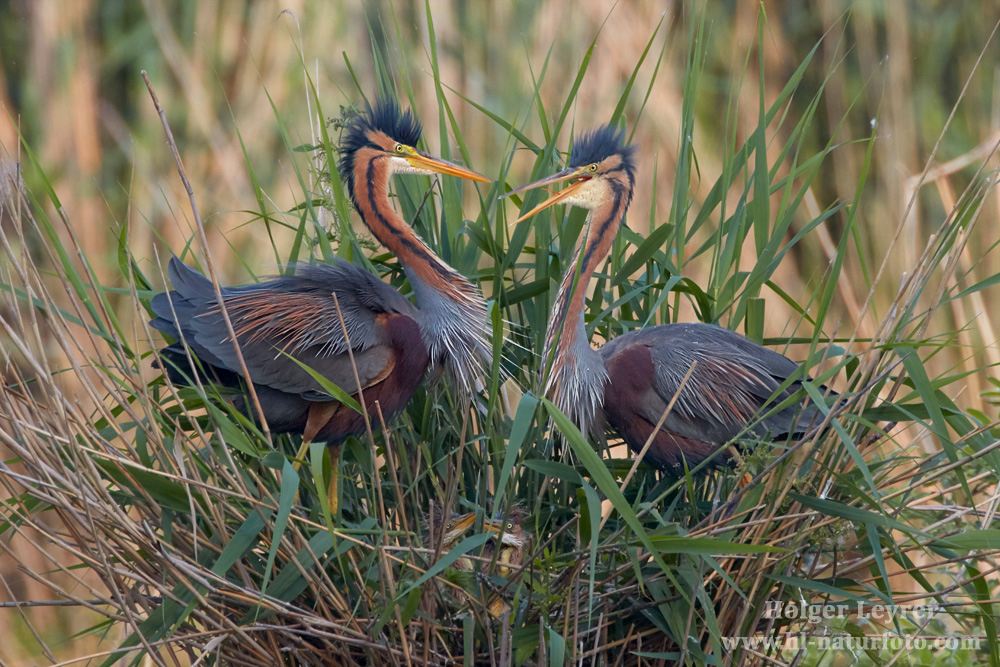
[338,98,423,208]
[569,124,637,180]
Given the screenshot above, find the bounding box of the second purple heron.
[506,125,832,471]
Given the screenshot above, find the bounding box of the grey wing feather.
[151,257,418,399]
[151,261,232,370]
[603,322,826,443]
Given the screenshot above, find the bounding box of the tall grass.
[1,2,1000,665]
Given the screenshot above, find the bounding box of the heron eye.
[589,163,598,172]
[445,522,452,530]
[394,143,406,153]
[507,522,513,530]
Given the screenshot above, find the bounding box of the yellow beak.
[503,166,593,222]
[406,151,490,183]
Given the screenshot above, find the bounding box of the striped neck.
[543,180,632,435]
[352,155,489,386]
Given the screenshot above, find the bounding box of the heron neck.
[543,194,626,433]
[354,158,469,299]
[555,200,623,345]
[354,157,489,384]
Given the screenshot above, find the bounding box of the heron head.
[504,124,636,221]
[427,504,478,546]
[441,511,477,545]
[484,507,529,548]
[339,98,487,198]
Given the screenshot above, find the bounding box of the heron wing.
[151,257,420,399]
[601,322,825,444]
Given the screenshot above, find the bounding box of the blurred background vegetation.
[2,0,999,664]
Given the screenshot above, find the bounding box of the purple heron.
[151,99,490,513]
[506,125,828,471]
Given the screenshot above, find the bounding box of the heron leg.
[291,402,340,513]
[292,401,339,470]
[327,443,341,516]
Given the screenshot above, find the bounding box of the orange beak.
[406,151,490,183]
[449,512,477,533]
[483,517,515,535]
[502,166,593,222]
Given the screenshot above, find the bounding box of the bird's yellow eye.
[507,522,513,530]
[445,522,452,530]
[588,163,599,172]
[394,143,406,153]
